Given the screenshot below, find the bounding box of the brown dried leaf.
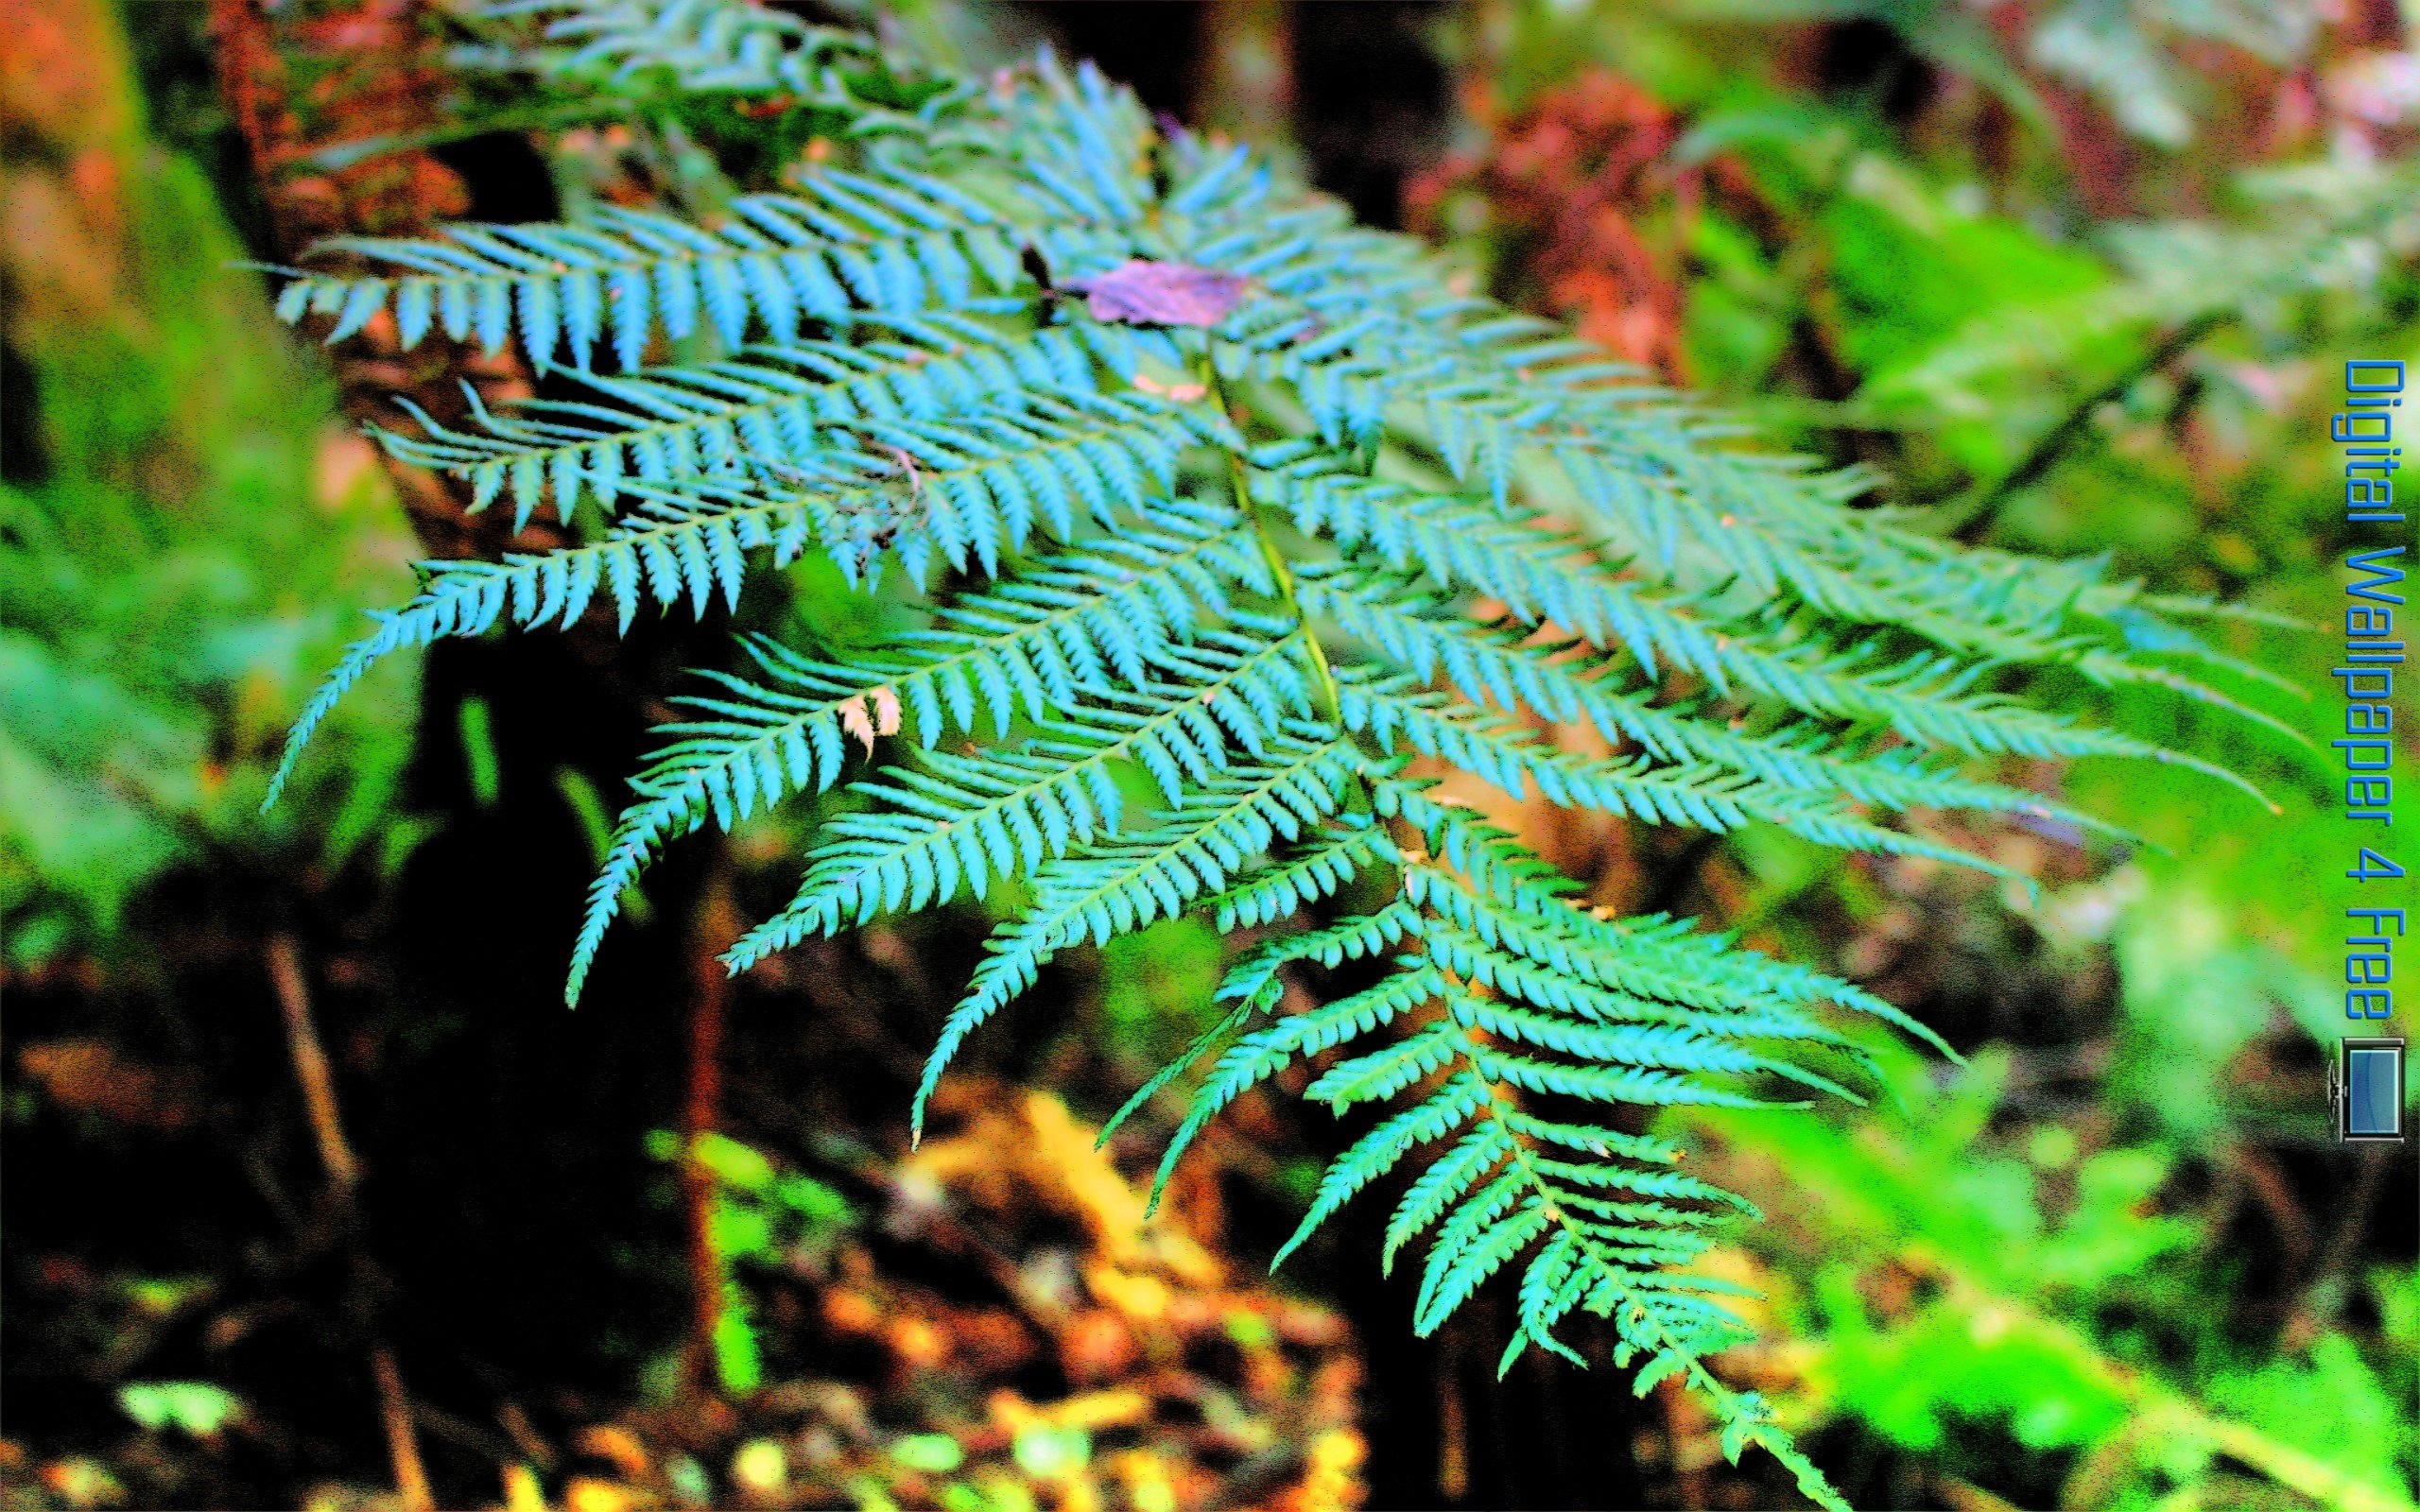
[573,1426,649,1479]
[1066,259,1249,327]
[18,1040,199,1131]
[838,695,874,754]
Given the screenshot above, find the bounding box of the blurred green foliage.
[115,1381,244,1439]
[1685,1044,2413,1509]
[0,0,423,961]
[646,1128,856,1395]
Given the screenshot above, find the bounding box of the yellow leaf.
[562,1477,630,1512]
[730,1439,788,1497]
[1107,1451,1178,1512]
[1043,1389,1150,1432]
[502,1463,548,1512]
[574,1425,648,1479]
[1084,1264,1168,1321]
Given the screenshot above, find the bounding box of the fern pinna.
[264,4,2276,1502]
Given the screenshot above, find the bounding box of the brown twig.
[683,867,743,1395]
[371,1349,437,1512]
[1433,1327,1468,1503]
[1941,1471,2027,1512]
[496,1400,559,1473]
[268,936,358,1191]
[267,934,434,1512]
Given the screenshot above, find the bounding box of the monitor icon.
[2336,1039,2407,1143]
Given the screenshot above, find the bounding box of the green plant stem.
[1201,356,1351,736]
[1949,311,2233,545]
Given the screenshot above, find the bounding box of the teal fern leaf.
[264,7,2281,1500]
[450,0,890,98]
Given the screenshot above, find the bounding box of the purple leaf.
[1064,259,1249,327]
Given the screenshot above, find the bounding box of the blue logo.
[2337,1039,2407,1142]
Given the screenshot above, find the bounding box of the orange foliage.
[549,1086,1363,1511]
[1409,72,1699,382]
[210,0,468,245]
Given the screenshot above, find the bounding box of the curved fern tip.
[259,737,308,815]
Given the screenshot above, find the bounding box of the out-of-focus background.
[2,1,2415,1509]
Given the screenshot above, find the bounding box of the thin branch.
[2226,1139,2315,1277]
[1950,312,2232,545]
[2307,1143,2393,1300]
[266,934,434,1512]
[372,1348,438,1512]
[268,936,359,1190]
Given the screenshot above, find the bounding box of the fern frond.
[378,318,1109,526]
[1196,783,1893,1492]
[265,17,2284,1497]
[906,730,1361,1136]
[264,479,836,807]
[452,0,900,103]
[1094,815,1404,1149]
[561,509,1268,1002]
[1208,817,1402,935]
[269,401,1250,808]
[1260,459,2269,800]
[370,371,1228,578]
[1300,562,2117,833]
[1339,675,2027,880]
[1378,780,1954,1057]
[724,644,1326,974]
[275,185,1023,369]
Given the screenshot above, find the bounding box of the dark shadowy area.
[1288,3,1453,229]
[1016,1,1454,229]
[1006,3,1205,123]
[429,133,562,227]
[1,341,44,487]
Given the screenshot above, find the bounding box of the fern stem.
[1203,354,1351,736]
